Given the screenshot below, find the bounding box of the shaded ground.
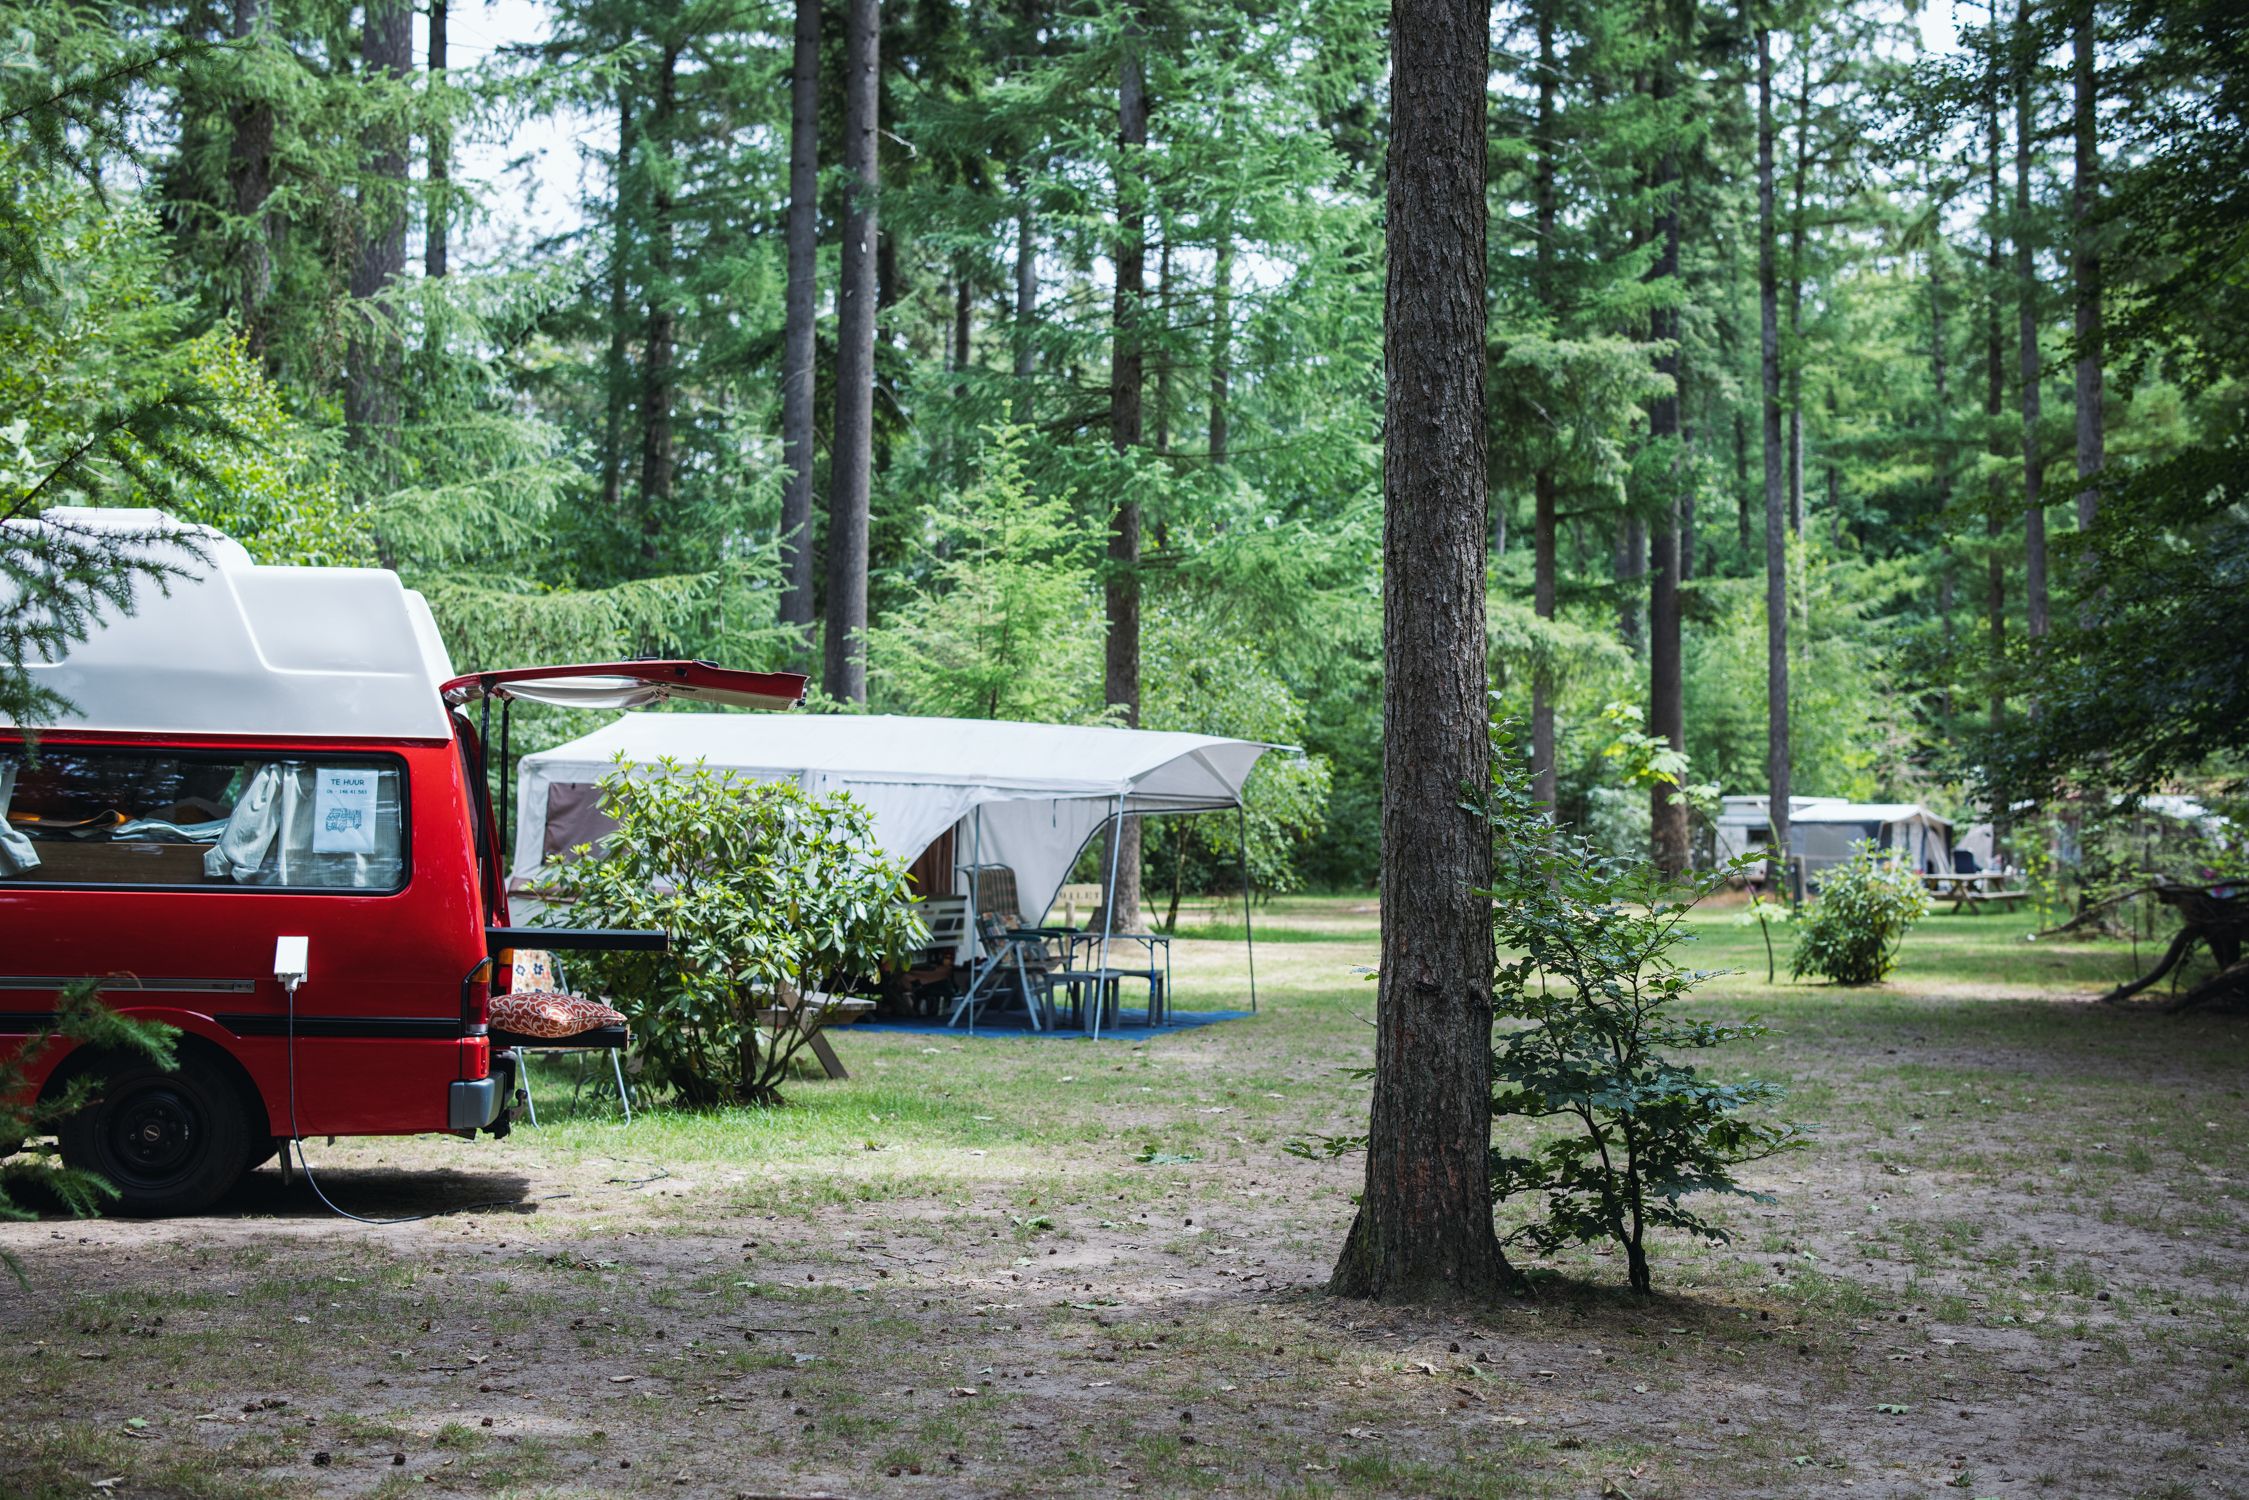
[3,901,2244,1498]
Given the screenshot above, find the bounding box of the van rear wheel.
[58,1059,248,1216]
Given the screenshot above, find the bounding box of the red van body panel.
[0,730,494,1138]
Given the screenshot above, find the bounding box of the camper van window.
[0,749,407,892]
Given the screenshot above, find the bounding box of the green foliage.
[868,418,1107,724]
[0,982,177,1284]
[1790,842,1931,985]
[531,759,926,1107]
[1141,601,1332,919]
[1483,727,1807,1294]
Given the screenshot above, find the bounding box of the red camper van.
[0,510,804,1214]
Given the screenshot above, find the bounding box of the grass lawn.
[3,895,2244,1498]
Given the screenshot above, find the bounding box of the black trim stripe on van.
[0,975,256,994]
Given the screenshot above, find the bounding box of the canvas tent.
[1713,795,1955,882]
[510,713,1276,982]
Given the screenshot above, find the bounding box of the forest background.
[4,0,2242,912]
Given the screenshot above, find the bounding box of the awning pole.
[970,806,984,1036]
[1238,800,1257,1013]
[1095,795,1122,1040]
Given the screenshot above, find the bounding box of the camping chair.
[496,949,634,1125]
[894,894,970,1015]
[948,915,1058,1030]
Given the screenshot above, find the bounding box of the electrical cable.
[280,974,667,1224]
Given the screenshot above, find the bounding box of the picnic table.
[1919,870,2029,913]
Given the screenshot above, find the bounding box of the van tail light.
[461,1035,490,1081]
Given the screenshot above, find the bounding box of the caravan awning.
[512,713,1277,924]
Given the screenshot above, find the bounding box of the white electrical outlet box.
[273,936,310,985]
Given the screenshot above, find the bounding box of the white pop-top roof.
[1717,794,1952,832]
[3,508,456,740]
[514,712,1276,926]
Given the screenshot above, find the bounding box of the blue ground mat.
[853,1007,1252,1039]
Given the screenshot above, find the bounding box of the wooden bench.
[757,987,876,1080]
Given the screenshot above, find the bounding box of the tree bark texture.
[1328,0,1511,1303]
[824,0,880,703]
[2071,2,2102,532]
[778,0,820,633]
[1785,44,1809,537]
[2015,0,2048,641]
[225,0,274,353]
[638,40,680,547]
[1100,15,1148,934]
[344,0,411,458]
[1647,41,1688,879]
[1757,25,1792,873]
[425,0,448,282]
[1529,4,1558,814]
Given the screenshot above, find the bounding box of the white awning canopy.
[512,713,1277,926]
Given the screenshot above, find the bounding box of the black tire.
[57,1057,249,1216]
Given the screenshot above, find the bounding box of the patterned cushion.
[489,989,626,1040]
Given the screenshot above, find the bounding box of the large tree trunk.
[2071,1,2102,533]
[1647,38,1688,879]
[1328,0,1512,1304]
[599,86,634,513]
[824,0,880,703]
[1757,24,1792,878]
[1099,13,1148,933]
[225,0,274,354]
[1929,218,1956,730]
[787,0,832,634]
[344,0,411,461]
[2015,0,2047,641]
[1529,5,1558,814]
[425,0,448,282]
[778,0,820,635]
[638,40,680,554]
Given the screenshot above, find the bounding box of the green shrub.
[1790,840,1930,985]
[1291,724,1806,1295]
[532,757,926,1106]
[1484,730,1806,1293]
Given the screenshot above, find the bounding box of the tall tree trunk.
[225,0,274,354]
[1210,213,1232,464]
[1616,517,1645,652]
[1529,4,1558,813]
[1985,34,2008,738]
[1647,39,1688,879]
[1012,180,1037,395]
[778,0,820,634]
[2015,0,2048,641]
[425,0,448,282]
[1786,42,1809,537]
[1153,239,1171,453]
[1930,225,1957,730]
[1329,0,1511,1303]
[344,0,411,462]
[599,85,634,513]
[1757,24,1792,879]
[2071,1,2102,533]
[637,40,679,555]
[1734,408,1750,553]
[824,0,880,702]
[1100,12,1148,933]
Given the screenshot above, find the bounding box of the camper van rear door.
[439,661,807,713]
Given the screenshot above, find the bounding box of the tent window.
[0,747,407,893]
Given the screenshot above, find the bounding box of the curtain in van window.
[205,763,404,889]
[0,758,40,877]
